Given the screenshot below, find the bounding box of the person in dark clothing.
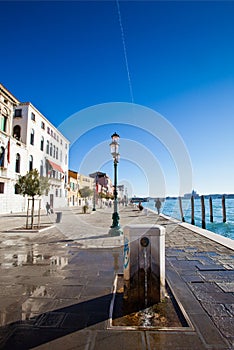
[46,202,51,215]
[155,198,161,214]
[138,201,144,211]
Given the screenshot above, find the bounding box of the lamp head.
[110,132,120,161]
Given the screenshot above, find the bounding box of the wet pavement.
[0,206,233,349]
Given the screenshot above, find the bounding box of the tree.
[16,169,50,228]
[79,186,93,200]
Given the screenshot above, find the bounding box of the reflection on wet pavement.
[0,235,122,332]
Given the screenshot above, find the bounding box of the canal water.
[144,198,234,240]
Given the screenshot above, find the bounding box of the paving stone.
[146,332,206,350]
[189,283,234,304]
[60,312,89,330]
[216,282,234,293]
[32,330,92,350]
[224,303,234,316]
[199,270,234,283]
[202,302,231,318]
[213,316,234,339]
[190,314,229,348]
[170,260,201,271]
[196,264,226,271]
[181,274,204,283]
[93,331,146,350]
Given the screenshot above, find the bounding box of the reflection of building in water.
[50,256,68,268]
[2,244,68,268]
[21,285,52,320]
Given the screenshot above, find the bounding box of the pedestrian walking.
[46,202,51,215]
[155,198,161,214]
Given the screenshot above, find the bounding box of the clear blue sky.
[1,1,234,197]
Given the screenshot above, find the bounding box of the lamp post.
[109,132,123,236]
[92,173,97,211]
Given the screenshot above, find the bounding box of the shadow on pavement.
[2,294,113,349]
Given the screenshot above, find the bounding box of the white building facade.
[0,84,69,214]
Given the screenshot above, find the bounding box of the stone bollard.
[123,224,165,307]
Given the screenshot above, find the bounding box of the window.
[46,140,49,154]
[31,112,35,121]
[53,145,56,158]
[65,143,67,149]
[0,182,4,194]
[15,153,20,173]
[65,154,67,165]
[0,147,5,167]
[15,184,20,194]
[50,143,53,156]
[41,121,45,129]
[60,150,62,162]
[14,109,22,118]
[40,160,43,176]
[30,129,35,145]
[13,125,21,140]
[0,115,7,133]
[47,127,50,135]
[51,130,53,137]
[40,136,44,151]
[55,189,58,197]
[56,147,58,159]
[29,155,33,171]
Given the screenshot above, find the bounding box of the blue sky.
[1,1,234,196]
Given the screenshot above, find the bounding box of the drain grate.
[34,312,66,328]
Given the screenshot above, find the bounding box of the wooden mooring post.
[222,195,226,223]
[179,197,185,222]
[201,195,206,229]
[191,195,195,225]
[209,197,213,223]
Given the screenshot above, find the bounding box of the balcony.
[49,177,62,186]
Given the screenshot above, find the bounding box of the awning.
[47,159,64,173]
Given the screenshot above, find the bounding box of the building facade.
[0,83,69,214]
[68,170,94,207]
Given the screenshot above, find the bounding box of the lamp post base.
[109,226,123,236]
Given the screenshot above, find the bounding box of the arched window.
[13,125,21,140]
[0,146,5,167]
[53,145,56,158]
[29,155,33,171]
[30,129,35,145]
[46,140,49,154]
[50,143,53,156]
[56,147,58,159]
[40,136,44,151]
[15,153,20,173]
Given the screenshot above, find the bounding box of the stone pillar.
[123,224,165,307]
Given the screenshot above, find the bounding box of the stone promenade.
[0,206,233,349]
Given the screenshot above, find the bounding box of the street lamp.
[109,132,123,236]
[92,173,97,211]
